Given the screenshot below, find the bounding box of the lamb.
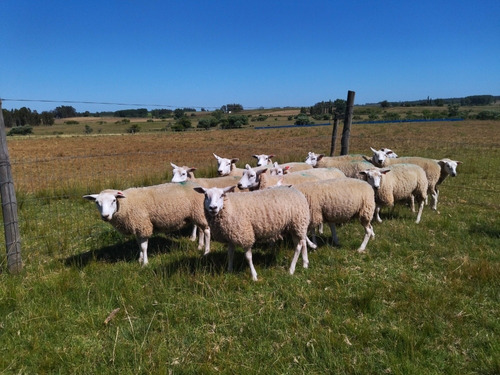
[367,147,441,210]
[305,152,365,168]
[359,164,428,224]
[83,181,211,265]
[269,161,313,176]
[237,164,346,191]
[293,178,376,252]
[194,185,312,281]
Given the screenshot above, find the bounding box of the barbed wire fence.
[1,97,499,273]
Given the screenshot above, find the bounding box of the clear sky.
[1,0,499,113]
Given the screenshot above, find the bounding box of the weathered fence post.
[340,90,355,156]
[0,100,22,273]
[329,112,339,156]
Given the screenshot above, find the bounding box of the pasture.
[0,119,499,374]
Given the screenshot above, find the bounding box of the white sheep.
[194,185,312,281]
[359,164,428,224]
[213,153,243,176]
[253,153,275,167]
[367,147,441,210]
[379,148,399,158]
[293,178,376,252]
[237,164,346,191]
[171,162,197,183]
[83,181,211,265]
[305,152,365,168]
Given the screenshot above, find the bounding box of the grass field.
[0,117,499,374]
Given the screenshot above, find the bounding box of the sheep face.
[438,159,462,177]
[305,152,323,166]
[194,186,235,216]
[83,190,126,221]
[370,147,388,166]
[253,154,274,167]
[171,163,196,183]
[380,148,398,158]
[213,153,239,176]
[237,164,267,190]
[269,162,284,176]
[360,169,390,190]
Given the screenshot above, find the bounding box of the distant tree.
[41,111,55,125]
[173,116,192,131]
[212,109,224,121]
[434,99,445,107]
[380,100,390,108]
[8,125,33,136]
[2,109,13,127]
[173,108,185,119]
[126,124,141,134]
[333,99,347,116]
[84,125,93,134]
[53,105,77,118]
[198,117,218,129]
[226,103,243,113]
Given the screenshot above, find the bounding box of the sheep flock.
[84,148,461,281]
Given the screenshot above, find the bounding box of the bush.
[476,111,500,120]
[64,120,79,125]
[7,125,33,136]
[294,114,311,125]
[126,124,141,134]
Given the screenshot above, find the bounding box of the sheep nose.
[451,173,456,177]
[101,214,111,222]
[237,183,244,189]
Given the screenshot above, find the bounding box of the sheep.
[194,185,312,281]
[379,148,399,158]
[269,161,313,176]
[359,164,428,224]
[367,147,441,210]
[213,153,244,176]
[305,152,365,168]
[83,181,211,265]
[253,153,275,167]
[292,178,376,252]
[170,163,243,189]
[171,162,197,183]
[237,164,346,191]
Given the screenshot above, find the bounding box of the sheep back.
[207,186,310,249]
[375,164,428,207]
[110,181,206,238]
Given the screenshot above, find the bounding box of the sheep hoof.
[357,248,366,253]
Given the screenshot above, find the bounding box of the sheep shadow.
[63,236,177,269]
[154,244,281,278]
[468,223,500,239]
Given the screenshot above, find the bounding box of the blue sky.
[1,0,499,113]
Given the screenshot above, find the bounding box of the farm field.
[0,119,499,374]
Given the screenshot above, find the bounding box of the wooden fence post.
[0,100,22,273]
[329,113,339,156]
[340,90,355,156]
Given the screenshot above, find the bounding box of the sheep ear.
[83,194,98,201]
[188,167,197,173]
[370,147,378,153]
[115,191,126,198]
[380,169,391,174]
[317,154,325,161]
[252,155,258,159]
[256,168,268,176]
[284,166,291,171]
[170,162,179,169]
[362,155,371,162]
[245,164,252,170]
[268,154,275,158]
[457,161,462,165]
[193,187,207,194]
[213,153,220,160]
[222,186,236,194]
[231,158,239,163]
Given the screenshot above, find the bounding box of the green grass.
[1,124,499,374]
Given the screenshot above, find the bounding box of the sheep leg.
[410,195,416,212]
[227,243,235,272]
[197,226,204,251]
[358,222,374,253]
[244,247,258,281]
[328,223,339,246]
[202,227,211,255]
[190,225,198,241]
[431,189,439,211]
[415,199,425,224]
[318,222,324,234]
[300,239,309,269]
[137,237,148,266]
[289,236,303,275]
[306,236,317,250]
[375,206,383,223]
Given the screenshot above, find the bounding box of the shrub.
[7,125,33,136]
[476,111,500,120]
[126,124,141,134]
[294,114,311,125]
[64,120,79,125]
